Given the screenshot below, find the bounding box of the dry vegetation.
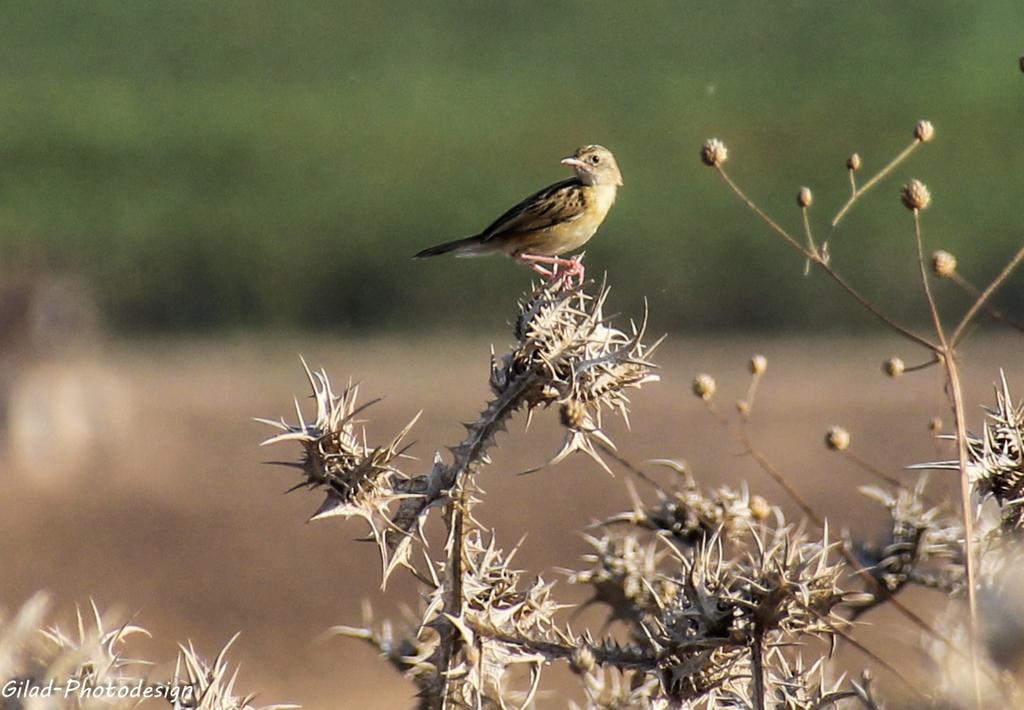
[2,123,1023,709]
[248,120,1021,708]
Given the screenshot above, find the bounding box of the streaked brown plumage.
[414,145,622,280]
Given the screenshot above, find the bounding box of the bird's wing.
[479,178,588,241]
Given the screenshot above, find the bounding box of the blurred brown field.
[1,333,1021,708]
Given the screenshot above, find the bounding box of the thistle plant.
[246,114,1023,707]
[253,270,985,706]
[0,595,288,710]
[917,373,1024,531]
[849,477,965,611]
[261,276,670,708]
[259,277,659,587]
[170,636,299,710]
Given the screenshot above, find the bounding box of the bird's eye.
[589,154,600,164]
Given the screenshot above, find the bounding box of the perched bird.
[414,145,622,281]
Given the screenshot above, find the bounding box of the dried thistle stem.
[751,627,766,710]
[595,441,671,496]
[433,478,471,707]
[821,268,938,351]
[946,355,982,708]
[801,205,818,275]
[742,371,763,418]
[735,423,824,529]
[913,211,945,345]
[385,371,535,576]
[462,619,661,669]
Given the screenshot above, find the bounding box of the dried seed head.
[504,278,661,475]
[797,187,813,209]
[173,636,281,710]
[883,357,905,378]
[259,364,421,580]
[749,354,767,375]
[736,400,750,416]
[944,375,1024,530]
[857,477,964,596]
[602,473,766,547]
[700,138,728,167]
[847,153,862,171]
[750,495,771,521]
[561,399,587,429]
[929,416,943,434]
[901,179,931,211]
[931,250,957,278]
[914,120,935,143]
[825,425,850,451]
[692,373,717,401]
[915,376,1024,532]
[259,366,416,524]
[1020,55,1024,73]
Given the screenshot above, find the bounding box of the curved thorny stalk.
[260,274,664,707]
[700,123,1024,707]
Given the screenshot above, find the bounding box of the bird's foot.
[519,253,585,288]
[525,261,555,278]
[563,255,585,285]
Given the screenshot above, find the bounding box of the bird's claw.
[519,254,586,288]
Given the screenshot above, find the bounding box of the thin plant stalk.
[952,243,1024,346]
[706,151,1007,694]
[790,594,928,700]
[902,357,941,373]
[751,628,766,710]
[742,370,763,417]
[715,165,938,352]
[949,270,1024,335]
[832,140,921,226]
[912,209,981,709]
[842,449,910,491]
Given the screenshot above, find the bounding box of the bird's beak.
[561,157,587,169]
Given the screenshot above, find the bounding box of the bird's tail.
[413,236,483,259]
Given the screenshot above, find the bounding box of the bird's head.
[561,145,623,187]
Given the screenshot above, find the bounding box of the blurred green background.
[0,1,1021,334]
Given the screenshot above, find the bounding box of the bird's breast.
[548,184,617,254]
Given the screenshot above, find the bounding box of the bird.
[414,144,622,282]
